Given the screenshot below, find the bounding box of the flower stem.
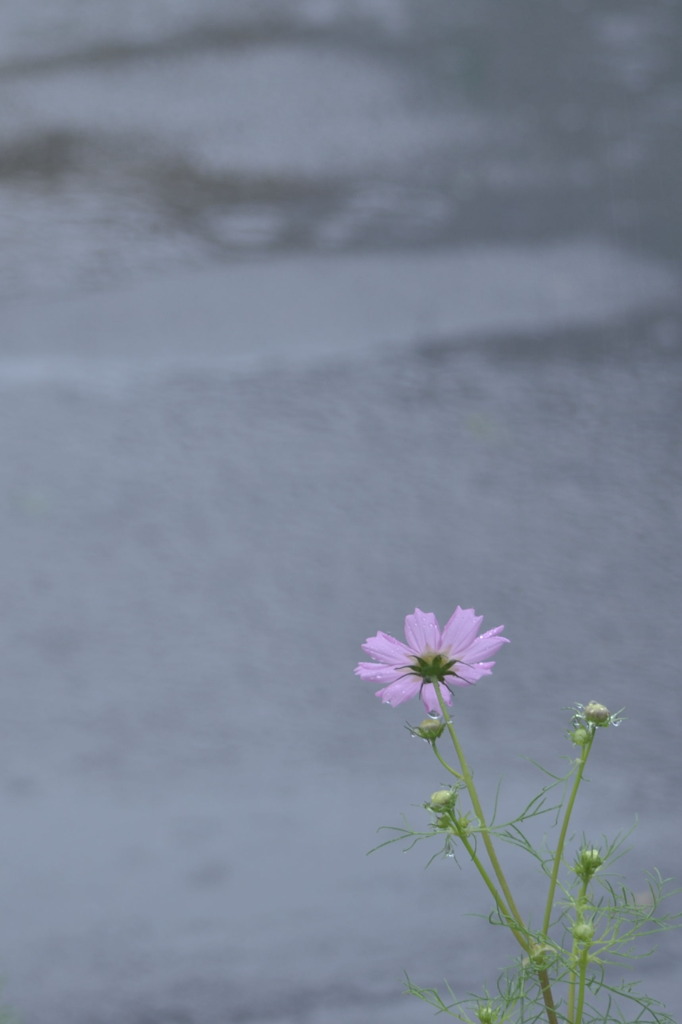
[457,829,514,925]
[541,733,595,937]
[434,687,528,948]
[566,878,590,1024]
[432,741,464,782]
[433,687,558,1024]
[574,950,589,1024]
[458,833,558,1024]
[537,967,559,1024]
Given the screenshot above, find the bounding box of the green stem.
[574,949,589,1024]
[433,687,558,1024]
[537,968,559,1024]
[459,828,558,1024]
[566,879,590,1024]
[432,741,463,782]
[434,686,528,947]
[566,963,577,1022]
[457,828,514,926]
[542,733,595,937]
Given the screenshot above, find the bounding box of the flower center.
[409,651,458,684]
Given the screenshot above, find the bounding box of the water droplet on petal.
[427,710,442,720]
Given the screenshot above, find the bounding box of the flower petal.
[420,682,452,714]
[404,608,441,653]
[375,677,421,707]
[460,626,509,663]
[361,630,413,665]
[355,661,403,683]
[453,660,495,684]
[440,606,484,655]
[356,605,508,711]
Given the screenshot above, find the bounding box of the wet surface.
[0,2,681,1023]
[2,1,682,297]
[1,320,681,1024]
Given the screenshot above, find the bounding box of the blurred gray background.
[1,2,681,1023]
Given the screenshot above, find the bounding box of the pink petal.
[420,682,452,714]
[361,631,413,665]
[440,607,484,655]
[461,627,509,663]
[404,608,441,653]
[355,662,403,683]
[375,677,421,707]
[453,661,495,684]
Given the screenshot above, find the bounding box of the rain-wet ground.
[0,3,681,1024]
[2,0,682,297]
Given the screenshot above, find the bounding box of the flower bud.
[582,847,603,869]
[584,701,610,726]
[574,847,603,880]
[572,920,594,943]
[428,789,456,812]
[453,813,472,836]
[570,727,590,746]
[477,1005,497,1024]
[412,717,446,740]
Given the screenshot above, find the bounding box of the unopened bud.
[572,920,594,943]
[570,727,590,746]
[477,1005,497,1024]
[453,813,472,836]
[428,789,456,812]
[574,847,603,880]
[583,847,603,868]
[584,701,610,726]
[413,717,446,740]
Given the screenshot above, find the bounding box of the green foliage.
[373,708,680,1024]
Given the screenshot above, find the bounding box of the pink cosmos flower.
[355,607,508,714]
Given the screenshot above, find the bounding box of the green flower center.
[409,651,458,684]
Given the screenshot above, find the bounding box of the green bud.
[574,847,603,880]
[477,1005,497,1024]
[413,717,446,740]
[572,920,594,943]
[584,701,610,726]
[453,813,472,836]
[428,789,456,811]
[582,847,603,868]
[570,727,590,745]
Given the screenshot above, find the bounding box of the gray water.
[1,2,681,1023]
